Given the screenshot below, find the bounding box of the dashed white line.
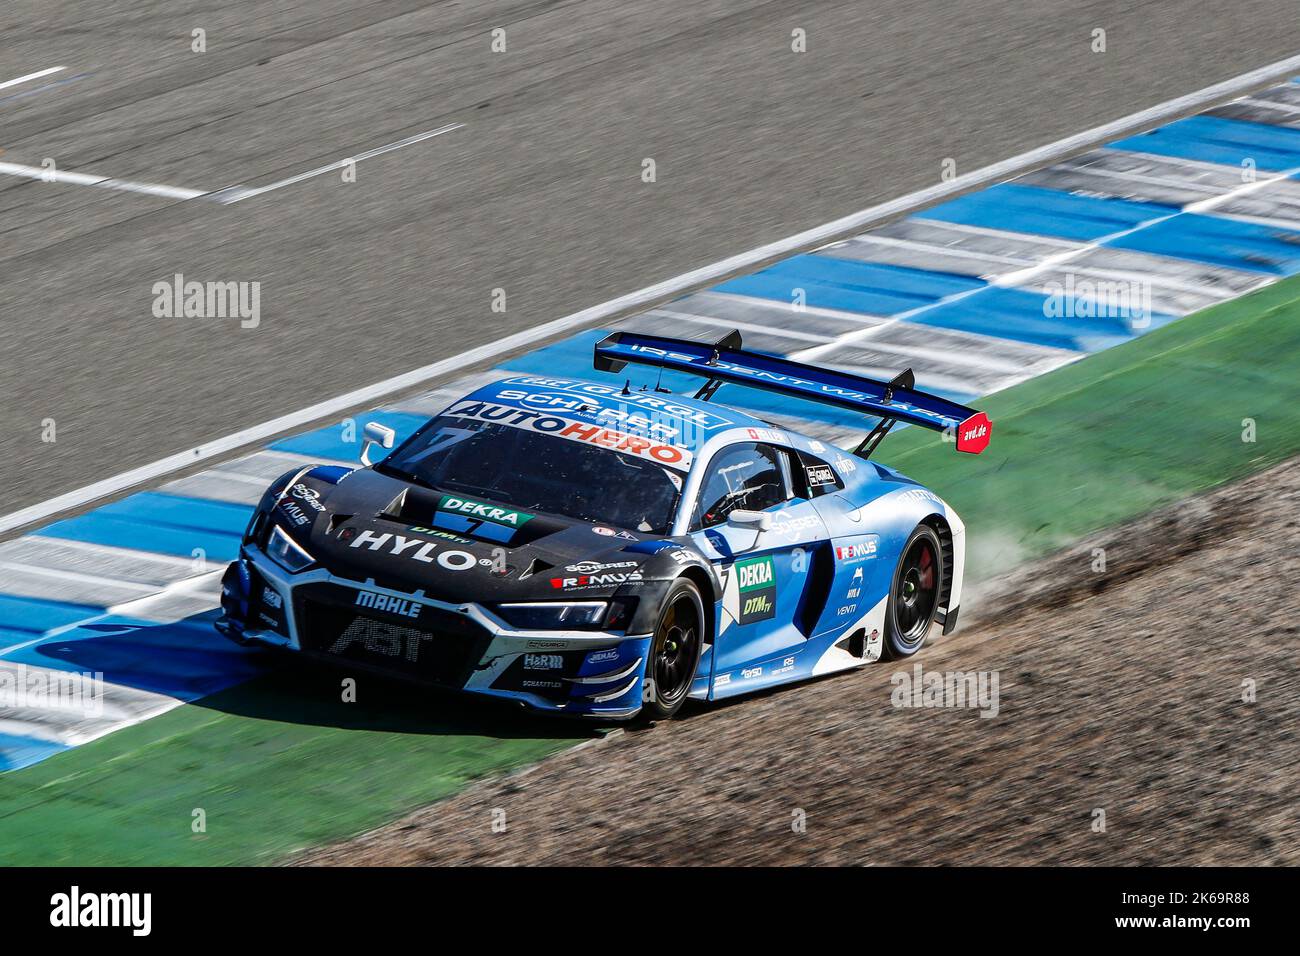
[0,66,65,91]
[0,561,159,593]
[793,160,1300,363]
[0,124,464,203]
[209,124,464,203]
[0,161,206,200]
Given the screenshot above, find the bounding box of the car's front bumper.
[217,544,651,719]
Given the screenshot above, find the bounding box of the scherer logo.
[290,483,326,511]
[735,555,776,624]
[151,272,260,328]
[438,495,533,528]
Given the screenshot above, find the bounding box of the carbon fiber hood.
[277,467,660,603]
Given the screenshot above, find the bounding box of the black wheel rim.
[653,593,700,705]
[895,537,939,646]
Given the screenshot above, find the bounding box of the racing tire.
[882,524,945,660]
[642,578,705,721]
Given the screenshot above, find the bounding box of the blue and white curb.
[4,78,1300,770]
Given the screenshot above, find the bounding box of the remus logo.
[438,495,533,528]
[50,886,151,936]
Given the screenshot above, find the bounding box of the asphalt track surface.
[2,0,1298,519]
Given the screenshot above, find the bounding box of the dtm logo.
[735,555,776,624]
[355,590,421,619]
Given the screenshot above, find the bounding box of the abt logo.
[330,626,432,662]
[355,590,421,619]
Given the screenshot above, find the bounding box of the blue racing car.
[216,330,992,720]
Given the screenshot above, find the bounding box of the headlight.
[496,601,608,630]
[265,525,315,573]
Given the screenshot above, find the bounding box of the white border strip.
[209,124,464,203]
[0,161,206,200]
[0,66,65,91]
[4,53,1300,536]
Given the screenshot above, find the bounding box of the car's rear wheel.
[882,524,944,660]
[643,578,704,720]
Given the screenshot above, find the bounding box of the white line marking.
[874,218,1084,249]
[1210,209,1300,231]
[1047,161,1225,195]
[647,309,835,344]
[792,159,1300,364]
[4,54,1300,536]
[209,124,464,203]
[0,161,206,199]
[0,124,462,203]
[0,571,225,659]
[0,66,64,91]
[2,536,198,569]
[1240,96,1300,116]
[0,561,159,593]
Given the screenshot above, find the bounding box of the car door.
[687,440,830,696]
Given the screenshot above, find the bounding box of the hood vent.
[518,557,553,580]
[380,489,408,519]
[378,487,440,525]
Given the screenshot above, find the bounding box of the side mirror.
[360,422,396,466]
[727,509,772,532]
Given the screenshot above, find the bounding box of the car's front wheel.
[642,578,704,720]
[882,524,944,660]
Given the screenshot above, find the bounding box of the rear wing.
[594,329,991,456]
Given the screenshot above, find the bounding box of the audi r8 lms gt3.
[216,330,992,720]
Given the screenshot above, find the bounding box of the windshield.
[377,416,683,534]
